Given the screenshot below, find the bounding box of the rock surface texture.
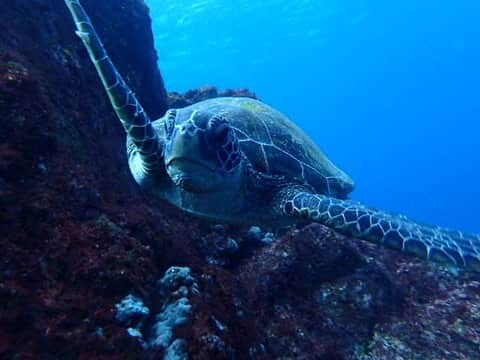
[1,1,479,359]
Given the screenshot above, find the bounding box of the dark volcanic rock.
[0,0,171,358]
[1,1,480,359]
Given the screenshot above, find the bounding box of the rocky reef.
[168,85,258,108]
[1,1,479,359]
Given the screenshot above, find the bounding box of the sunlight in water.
[145,0,480,232]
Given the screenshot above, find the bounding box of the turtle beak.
[164,120,219,192]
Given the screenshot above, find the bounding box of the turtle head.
[163,110,242,193]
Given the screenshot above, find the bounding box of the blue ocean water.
[146,0,480,233]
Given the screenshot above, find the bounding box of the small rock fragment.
[148,297,192,348]
[159,266,195,292]
[247,226,263,241]
[115,294,149,324]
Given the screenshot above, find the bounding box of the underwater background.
[147,0,480,233]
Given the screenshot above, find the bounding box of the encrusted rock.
[115,294,150,324]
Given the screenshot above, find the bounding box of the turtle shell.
[176,97,355,197]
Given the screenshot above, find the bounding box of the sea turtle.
[65,0,480,271]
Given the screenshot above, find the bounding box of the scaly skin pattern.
[277,187,480,271]
[64,0,162,173]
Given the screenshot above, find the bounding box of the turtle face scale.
[163,110,242,193]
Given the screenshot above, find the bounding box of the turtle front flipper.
[275,187,480,272]
[64,0,162,173]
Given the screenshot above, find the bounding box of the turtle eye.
[215,123,231,145]
[208,114,241,172]
[208,114,227,129]
[164,109,176,138]
[208,115,231,145]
